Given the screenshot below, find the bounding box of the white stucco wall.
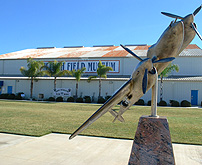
[1,77,201,105]
[172,56,202,76]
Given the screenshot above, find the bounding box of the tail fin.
[109,110,125,122]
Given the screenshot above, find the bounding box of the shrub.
[7,94,15,99]
[105,96,112,101]
[48,97,55,101]
[158,100,167,106]
[135,99,145,105]
[56,97,63,102]
[147,100,151,106]
[83,96,91,103]
[0,93,9,99]
[97,96,106,104]
[170,100,180,107]
[67,97,74,102]
[76,97,83,103]
[15,92,24,100]
[15,95,22,100]
[181,100,191,107]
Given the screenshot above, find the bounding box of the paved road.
[0,133,202,165]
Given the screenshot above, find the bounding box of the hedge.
[135,99,145,105]
[67,97,74,102]
[181,100,191,107]
[158,100,167,106]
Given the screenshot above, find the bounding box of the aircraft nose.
[182,14,194,23]
[144,58,153,69]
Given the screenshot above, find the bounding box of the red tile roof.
[102,50,129,57]
[134,45,151,50]
[0,44,200,59]
[185,44,201,49]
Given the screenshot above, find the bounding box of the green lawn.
[0,100,202,144]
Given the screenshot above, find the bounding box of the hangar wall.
[172,57,202,76]
[1,77,201,105]
[0,44,202,105]
[0,57,139,77]
[1,56,202,77]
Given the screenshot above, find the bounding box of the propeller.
[142,69,148,94]
[161,5,202,41]
[120,44,176,94]
[161,12,183,19]
[120,44,143,61]
[191,23,202,40]
[161,5,202,19]
[141,56,175,94]
[193,5,202,16]
[152,57,175,63]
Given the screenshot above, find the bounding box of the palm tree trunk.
[99,78,101,97]
[54,77,57,91]
[76,81,78,98]
[30,78,33,100]
[160,76,163,101]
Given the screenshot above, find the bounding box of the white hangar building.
[0,44,202,105]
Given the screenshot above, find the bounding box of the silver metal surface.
[151,70,158,117]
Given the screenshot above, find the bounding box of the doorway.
[191,90,198,105]
[7,86,13,94]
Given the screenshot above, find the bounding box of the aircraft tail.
[109,110,125,122]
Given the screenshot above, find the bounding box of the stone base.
[128,116,175,165]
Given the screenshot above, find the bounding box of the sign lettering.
[44,60,120,73]
[53,88,72,97]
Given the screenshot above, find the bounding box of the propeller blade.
[142,69,148,94]
[161,12,183,19]
[191,23,202,41]
[193,5,202,16]
[120,44,143,61]
[153,57,175,63]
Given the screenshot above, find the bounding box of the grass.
[0,100,202,144]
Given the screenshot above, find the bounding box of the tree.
[42,60,70,90]
[20,57,45,100]
[70,67,86,98]
[159,63,179,101]
[88,61,113,97]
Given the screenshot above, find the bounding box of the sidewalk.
[0,133,202,165]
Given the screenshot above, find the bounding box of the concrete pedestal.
[128,116,175,165]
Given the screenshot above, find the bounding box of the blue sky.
[0,0,201,55]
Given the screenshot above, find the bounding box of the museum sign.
[44,60,120,73]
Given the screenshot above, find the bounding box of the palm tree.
[42,60,70,91]
[159,63,179,101]
[20,57,45,100]
[70,67,86,98]
[88,61,113,97]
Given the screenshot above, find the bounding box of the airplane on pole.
[69,5,202,140]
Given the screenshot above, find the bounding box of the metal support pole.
[151,71,158,117]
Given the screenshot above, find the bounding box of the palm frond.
[87,76,97,83]
[97,61,113,78]
[70,68,86,81]
[20,58,45,78]
[57,70,69,77]
[160,63,179,78]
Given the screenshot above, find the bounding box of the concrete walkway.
[0,133,202,165]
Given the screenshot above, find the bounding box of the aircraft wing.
[69,78,133,140]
